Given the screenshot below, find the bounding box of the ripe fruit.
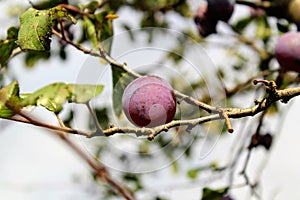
[122,75,176,128]
[194,0,234,37]
[275,32,300,73]
[194,5,217,37]
[207,0,235,22]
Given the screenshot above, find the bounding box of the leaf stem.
[85,102,104,136]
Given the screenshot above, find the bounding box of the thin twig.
[225,69,279,97]
[55,114,66,127]
[10,111,93,137]
[52,130,135,200]
[85,102,104,136]
[219,110,234,133]
[58,4,87,16]
[52,29,100,56]
[8,111,135,200]
[236,34,270,60]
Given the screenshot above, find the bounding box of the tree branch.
[225,69,279,97]
[53,29,218,113]
[10,110,94,137]
[6,27,300,139]
[51,129,135,200]
[6,80,298,141]
[6,112,135,200]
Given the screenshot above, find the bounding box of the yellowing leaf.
[0,81,22,118]
[21,82,104,113]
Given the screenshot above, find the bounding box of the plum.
[194,0,234,37]
[194,5,217,37]
[275,32,300,73]
[207,0,235,22]
[122,75,176,128]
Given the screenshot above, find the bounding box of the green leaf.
[231,17,253,33]
[0,81,22,118]
[84,1,100,13]
[111,65,135,118]
[276,20,290,33]
[174,1,191,17]
[21,82,70,112]
[68,84,104,103]
[0,40,16,67]
[89,108,109,129]
[0,27,19,66]
[17,7,75,51]
[82,11,117,52]
[21,83,104,113]
[94,11,117,52]
[187,168,200,179]
[62,109,74,127]
[7,26,19,39]
[256,17,272,43]
[122,173,143,191]
[24,50,51,67]
[83,16,98,49]
[167,46,185,63]
[31,0,66,10]
[49,7,76,24]
[18,8,53,51]
[201,187,229,200]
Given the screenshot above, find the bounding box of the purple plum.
[275,32,300,73]
[194,5,217,37]
[122,75,176,128]
[194,0,234,37]
[207,0,235,22]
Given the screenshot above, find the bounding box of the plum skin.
[275,32,300,73]
[194,5,217,37]
[207,0,234,22]
[194,0,234,37]
[122,75,176,128]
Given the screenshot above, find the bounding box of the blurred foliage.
[89,107,109,129]
[0,27,18,67]
[112,65,136,118]
[201,187,229,200]
[24,50,51,67]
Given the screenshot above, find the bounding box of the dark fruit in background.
[194,0,235,37]
[207,0,235,22]
[275,32,300,73]
[194,5,217,37]
[122,75,176,128]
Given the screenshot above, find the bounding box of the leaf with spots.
[17,7,76,51]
